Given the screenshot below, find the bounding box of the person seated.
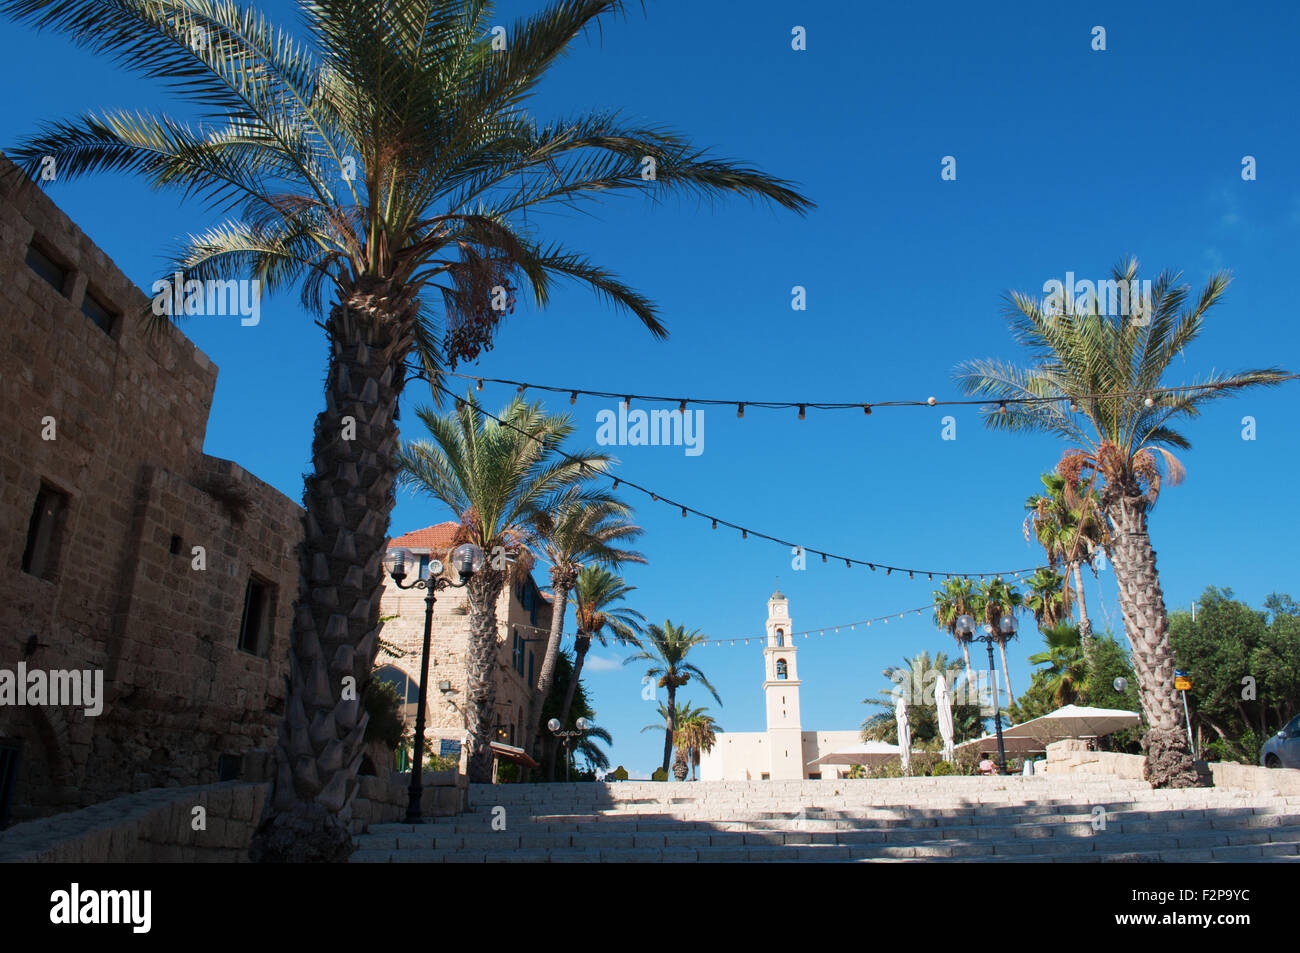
[978,753,997,775]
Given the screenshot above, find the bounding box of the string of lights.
[426,379,1044,581]
[440,370,1300,417]
[699,601,949,647]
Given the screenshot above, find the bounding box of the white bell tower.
[763,587,804,779]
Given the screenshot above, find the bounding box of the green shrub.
[610,765,629,781]
[930,760,956,776]
[651,766,668,782]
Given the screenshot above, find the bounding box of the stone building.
[699,591,860,781]
[376,522,554,772]
[0,156,302,826]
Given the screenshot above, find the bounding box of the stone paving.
[350,776,1300,863]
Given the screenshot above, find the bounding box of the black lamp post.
[384,541,484,822]
[957,610,1018,776]
[548,716,590,783]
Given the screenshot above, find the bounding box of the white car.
[1260,713,1300,769]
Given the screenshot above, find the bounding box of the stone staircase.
[350,776,1300,862]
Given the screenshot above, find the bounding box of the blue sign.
[438,739,462,759]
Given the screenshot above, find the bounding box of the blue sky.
[3,1,1297,778]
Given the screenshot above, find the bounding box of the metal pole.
[987,641,1008,775]
[405,586,437,822]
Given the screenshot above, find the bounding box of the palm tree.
[396,393,609,783]
[860,651,982,745]
[672,706,721,781]
[956,256,1287,785]
[932,577,978,677]
[1023,567,1068,630]
[972,577,1022,705]
[624,621,720,773]
[1024,472,1107,649]
[2,0,812,860]
[525,489,644,770]
[1027,622,1087,708]
[552,567,644,777]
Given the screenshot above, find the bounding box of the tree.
[972,577,1022,705]
[1026,622,1087,708]
[1169,586,1300,761]
[553,567,644,777]
[525,489,644,771]
[535,648,608,779]
[396,394,608,782]
[652,703,720,781]
[624,621,720,773]
[860,651,984,746]
[1024,473,1107,649]
[1022,567,1067,630]
[956,256,1287,786]
[932,577,978,677]
[3,0,811,861]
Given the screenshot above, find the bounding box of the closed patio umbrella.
[936,674,955,763]
[895,695,911,775]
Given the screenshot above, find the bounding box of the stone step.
[360,807,1300,844]
[356,818,1300,853]
[350,832,1300,864]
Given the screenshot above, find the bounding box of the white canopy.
[807,742,911,767]
[954,704,1141,755]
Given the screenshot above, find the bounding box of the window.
[511,629,525,675]
[776,659,788,680]
[169,534,182,555]
[237,575,274,655]
[217,754,241,782]
[527,651,534,687]
[776,628,785,646]
[21,483,69,580]
[79,289,118,335]
[0,741,19,830]
[417,554,430,580]
[25,242,68,294]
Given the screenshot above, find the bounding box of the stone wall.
[0,155,303,822]
[0,781,270,863]
[1039,739,1147,780]
[1207,761,1300,796]
[0,770,467,862]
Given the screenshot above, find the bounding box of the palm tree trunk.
[1071,562,1093,647]
[1105,493,1198,787]
[996,638,1014,707]
[959,639,973,680]
[253,308,407,863]
[525,572,571,762]
[545,633,589,782]
[464,568,507,783]
[662,684,677,774]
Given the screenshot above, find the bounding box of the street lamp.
[383,541,485,822]
[957,611,1017,776]
[548,716,590,783]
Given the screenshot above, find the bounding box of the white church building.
[699,589,862,780]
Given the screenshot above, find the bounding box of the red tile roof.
[388,522,460,551]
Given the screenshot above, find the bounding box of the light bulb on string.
[475,379,483,391]
[737,403,745,419]
[798,404,806,420]
[569,391,577,405]
[863,405,872,416]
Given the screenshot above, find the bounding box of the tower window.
[776,659,788,680]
